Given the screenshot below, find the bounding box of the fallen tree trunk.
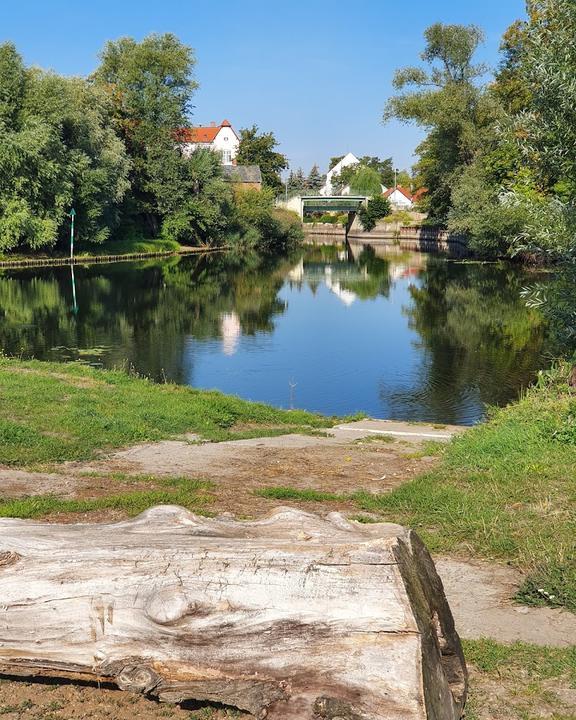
[0,506,467,719]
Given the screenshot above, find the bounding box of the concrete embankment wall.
[347,220,469,257]
[302,223,346,244]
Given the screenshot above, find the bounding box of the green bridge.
[279,195,369,219]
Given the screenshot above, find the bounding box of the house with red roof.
[383,186,415,209]
[177,120,239,165]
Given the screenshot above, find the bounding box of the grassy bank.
[0,238,183,264]
[0,358,334,465]
[259,366,576,612]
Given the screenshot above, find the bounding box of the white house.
[383,186,414,209]
[178,119,239,165]
[319,152,359,196]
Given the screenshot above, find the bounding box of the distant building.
[222,165,262,191]
[383,186,414,210]
[319,153,359,196]
[177,119,240,165]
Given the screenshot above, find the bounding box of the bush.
[231,188,303,252]
[358,195,392,231]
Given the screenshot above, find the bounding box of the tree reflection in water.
[0,248,561,422]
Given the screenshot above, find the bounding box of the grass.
[348,367,576,612]
[0,238,182,263]
[255,487,343,502]
[463,639,576,720]
[0,358,335,466]
[0,477,213,519]
[75,237,181,257]
[254,367,576,612]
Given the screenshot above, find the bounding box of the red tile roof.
[383,186,413,201]
[175,120,237,144]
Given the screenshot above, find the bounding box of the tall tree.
[0,42,26,129]
[307,164,324,192]
[235,125,288,194]
[517,0,576,197]
[349,167,383,197]
[492,20,531,116]
[92,34,197,233]
[384,23,491,222]
[0,44,130,252]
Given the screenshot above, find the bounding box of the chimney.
[210,121,216,127]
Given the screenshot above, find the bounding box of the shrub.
[358,195,392,231]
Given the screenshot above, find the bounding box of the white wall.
[387,189,413,209]
[320,153,359,196]
[211,127,239,165]
[181,126,239,165]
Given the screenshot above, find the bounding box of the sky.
[1,0,527,174]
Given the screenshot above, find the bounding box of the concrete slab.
[332,419,467,442]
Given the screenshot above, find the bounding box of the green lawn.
[0,358,333,465]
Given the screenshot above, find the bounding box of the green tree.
[358,196,392,231]
[493,20,532,115]
[349,167,383,196]
[358,156,395,187]
[384,23,491,223]
[0,42,26,128]
[516,1,576,197]
[92,34,197,233]
[235,125,288,194]
[332,157,394,195]
[307,164,324,192]
[329,155,344,170]
[0,44,130,252]
[147,143,232,245]
[292,168,307,193]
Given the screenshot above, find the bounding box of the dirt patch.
[438,558,576,648]
[69,435,437,518]
[0,678,248,720]
[0,468,159,501]
[466,665,576,720]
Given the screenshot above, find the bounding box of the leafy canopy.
[236,125,288,194]
[384,23,490,222]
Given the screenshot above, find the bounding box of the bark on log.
[0,506,467,719]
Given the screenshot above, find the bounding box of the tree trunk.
[0,506,467,719]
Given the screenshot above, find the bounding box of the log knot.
[144,586,195,625]
[0,551,21,568]
[116,664,161,695]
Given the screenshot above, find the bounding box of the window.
[222,150,232,165]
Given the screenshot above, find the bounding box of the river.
[0,244,557,425]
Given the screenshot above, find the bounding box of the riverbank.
[0,357,574,718]
[1,357,574,612]
[0,239,226,269]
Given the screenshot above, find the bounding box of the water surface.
[0,245,555,424]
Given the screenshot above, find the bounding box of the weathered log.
[0,506,467,719]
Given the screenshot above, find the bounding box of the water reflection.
[0,246,559,423]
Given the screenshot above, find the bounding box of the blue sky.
[1,0,526,173]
